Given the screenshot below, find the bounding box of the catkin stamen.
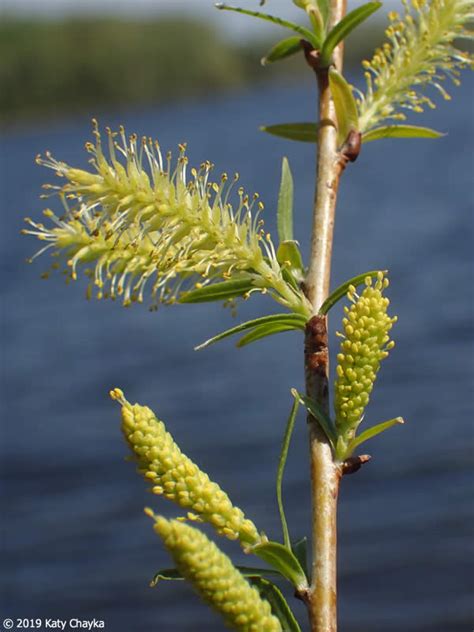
[25,125,311,317]
[334,273,397,439]
[149,513,281,632]
[358,0,472,131]
[110,388,263,548]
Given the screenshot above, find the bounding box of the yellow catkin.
[358,0,472,132]
[334,273,397,439]
[110,388,262,547]
[23,123,310,316]
[149,513,282,632]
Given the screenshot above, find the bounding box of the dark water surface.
[1,81,473,631]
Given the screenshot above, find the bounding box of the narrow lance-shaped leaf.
[291,537,309,582]
[150,566,284,587]
[316,0,329,27]
[261,36,302,65]
[237,323,302,347]
[280,266,300,292]
[307,6,325,47]
[195,313,307,350]
[261,122,319,143]
[277,157,294,243]
[215,4,321,48]
[248,576,302,632]
[179,276,255,303]
[276,395,300,549]
[318,270,383,315]
[320,1,382,66]
[328,68,359,145]
[362,125,445,143]
[251,540,308,591]
[277,240,305,284]
[345,417,405,457]
[293,390,337,448]
[150,568,185,585]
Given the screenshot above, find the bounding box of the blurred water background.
[1,3,473,631]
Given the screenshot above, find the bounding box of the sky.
[1,0,393,37]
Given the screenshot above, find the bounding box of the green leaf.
[150,568,185,586]
[320,1,382,65]
[328,68,359,145]
[280,266,300,292]
[277,240,305,283]
[316,0,329,26]
[150,566,283,587]
[195,313,307,350]
[307,6,325,46]
[293,390,337,448]
[179,276,254,304]
[261,122,319,143]
[215,4,321,48]
[362,125,445,143]
[237,323,302,347]
[345,417,405,455]
[277,157,294,243]
[251,540,308,590]
[235,566,284,578]
[261,36,302,65]
[291,537,309,582]
[318,270,383,315]
[248,576,302,632]
[276,395,300,549]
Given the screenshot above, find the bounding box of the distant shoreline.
[1,16,386,124]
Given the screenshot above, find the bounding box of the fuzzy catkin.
[111,388,262,547]
[358,0,473,132]
[149,514,282,632]
[334,273,397,438]
[23,122,310,316]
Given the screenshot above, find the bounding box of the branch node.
[342,454,371,476]
[294,586,311,605]
[305,314,328,379]
[304,314,329,416]
[341,130,362,163]
[301,40,320,73]
[335,130,363,176]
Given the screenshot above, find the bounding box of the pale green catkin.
[110,388,262,547]
[23,122,310,317]
[148,513,282,632]
[334,273,397,439]
[358,0,473,132]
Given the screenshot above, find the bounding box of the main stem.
[304,1,347,631]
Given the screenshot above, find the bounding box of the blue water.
[1,80,473,632]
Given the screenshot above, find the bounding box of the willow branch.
[304,1,348,631]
